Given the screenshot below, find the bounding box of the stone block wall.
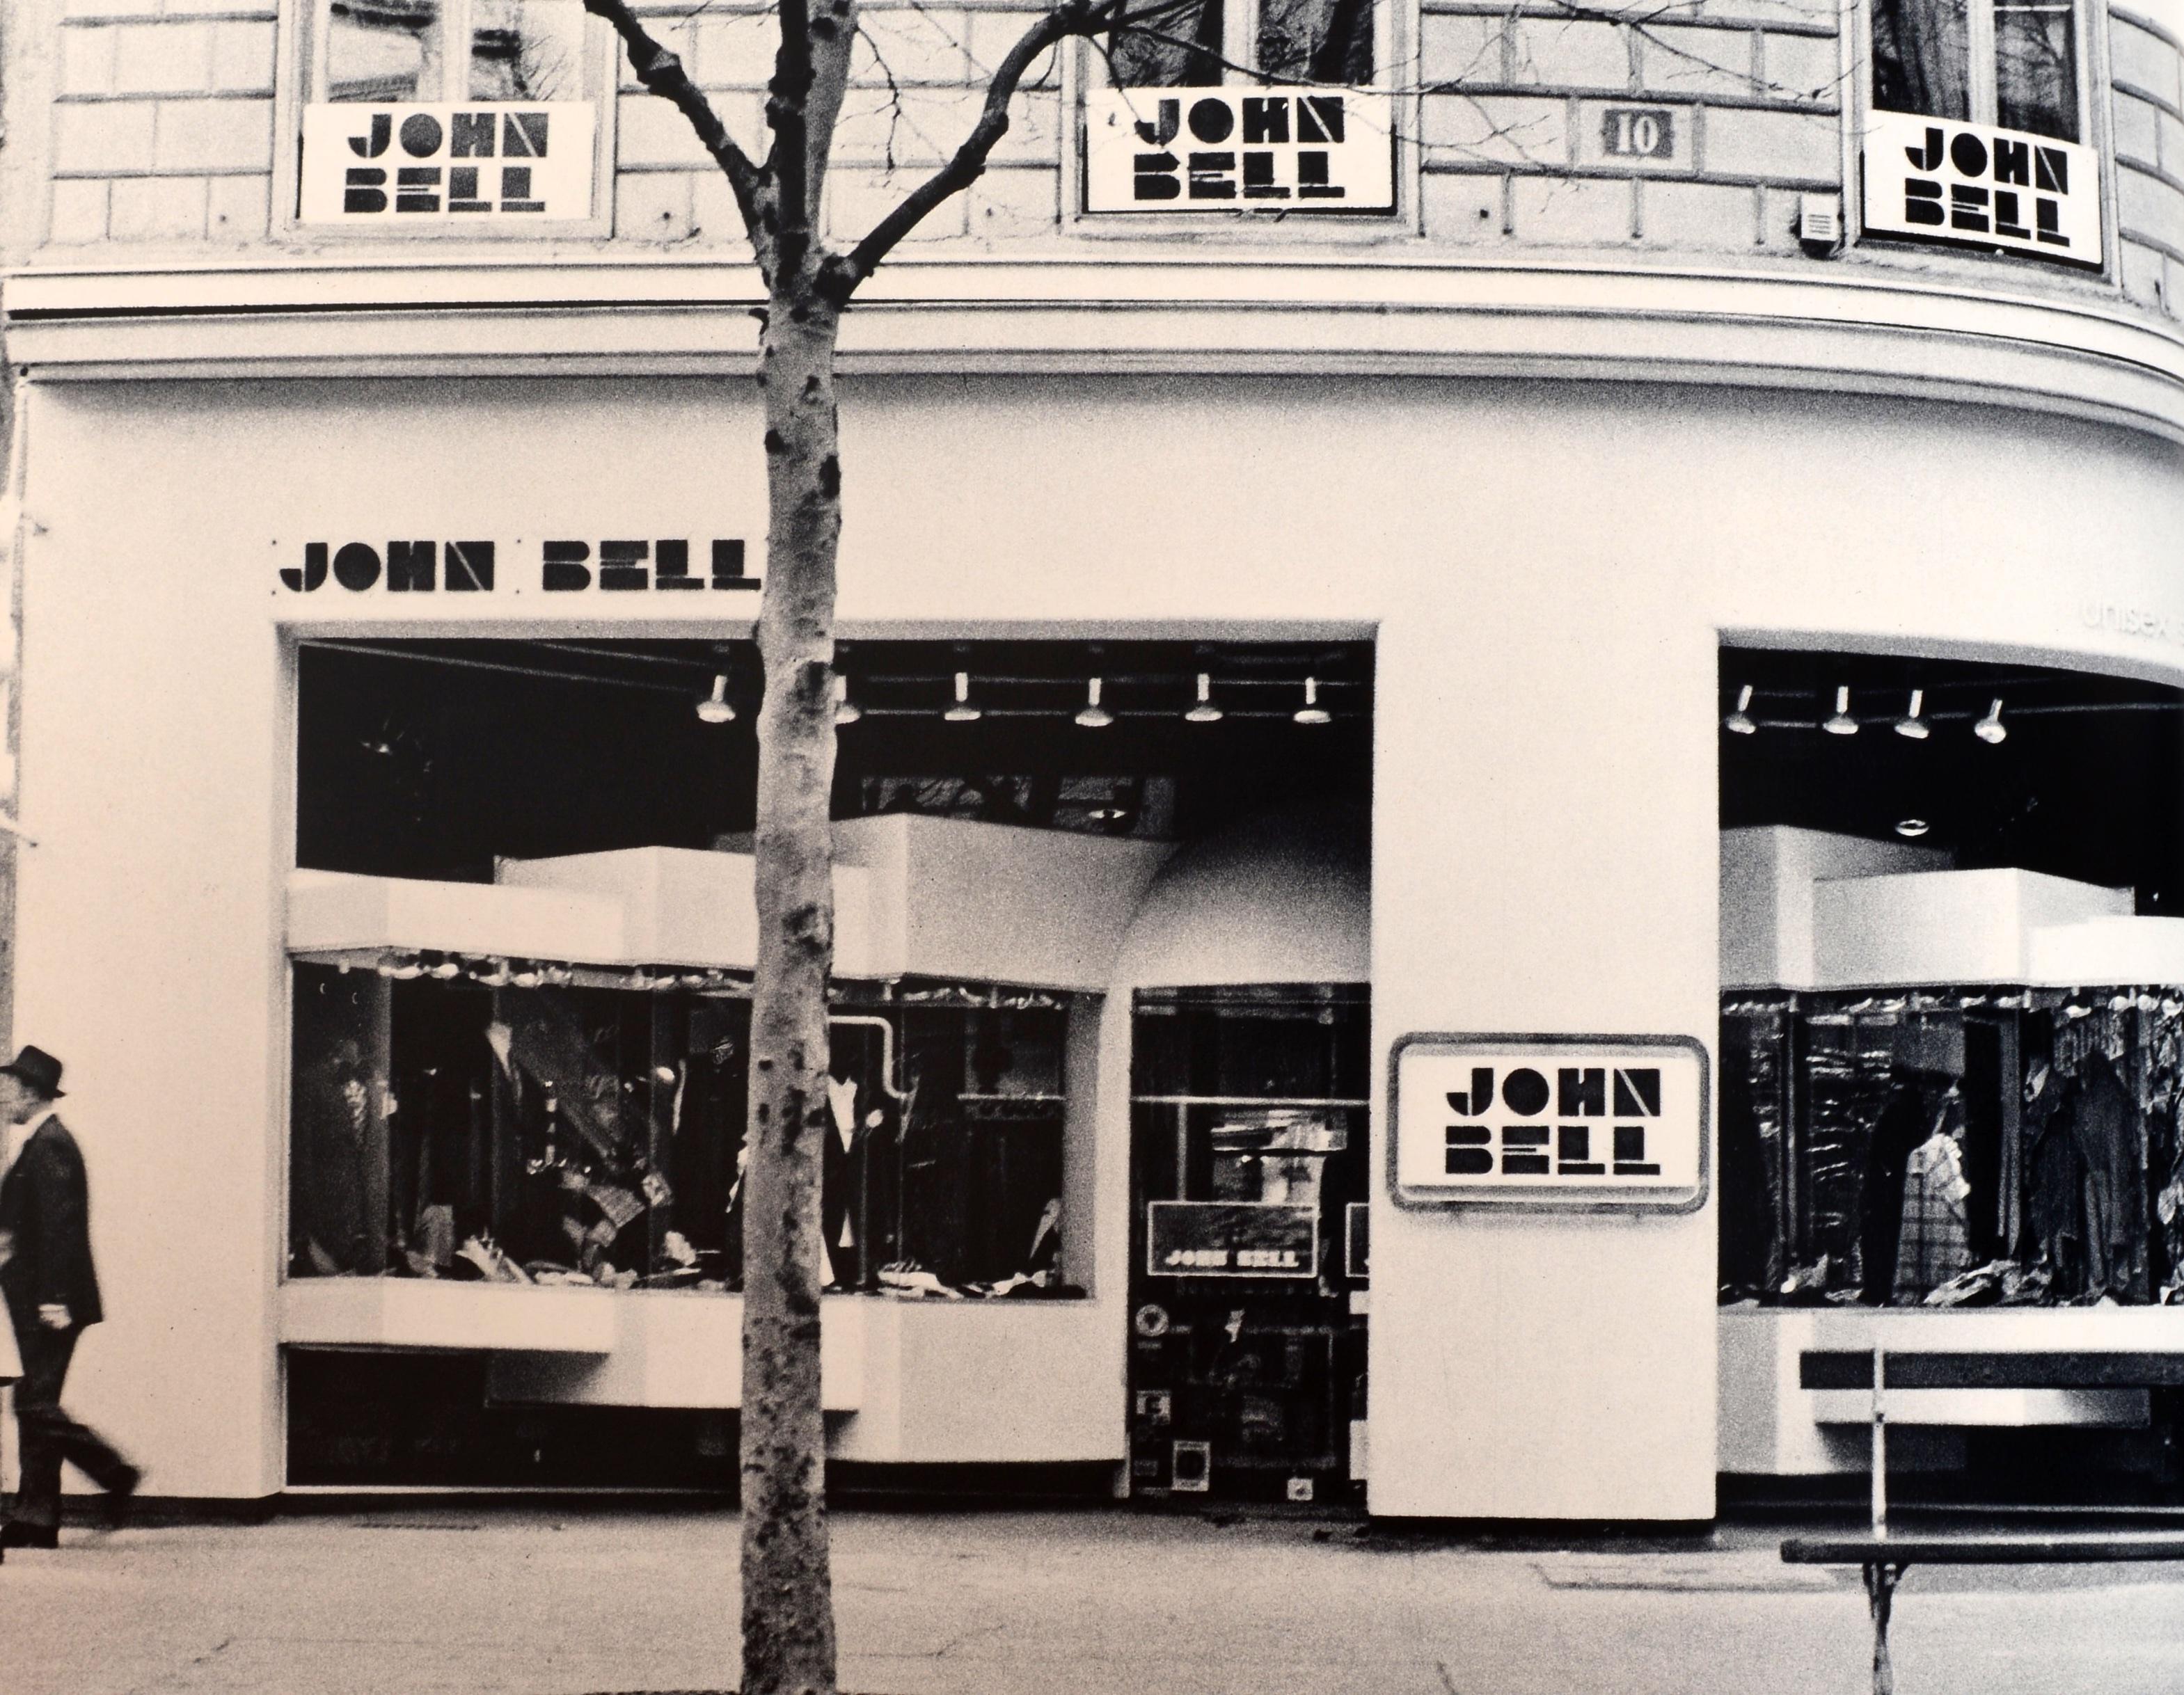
[47,0,278,246]
[1416,0,1842,253]
[18,0,2184,335]
[2112,4,2184,321]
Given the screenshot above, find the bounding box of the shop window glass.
[288,963,1079,1300]
[1718,989,2184,1307]
[320,0,588,102]
[1106,0,1377,86]
[1871,0,2080,141]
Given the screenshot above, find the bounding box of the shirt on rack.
[1893,1131,1972,1303]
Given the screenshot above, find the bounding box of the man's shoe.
[0,1522,60,1550]
[102,1466,143,1531]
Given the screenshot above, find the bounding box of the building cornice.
[8,251,2184,445]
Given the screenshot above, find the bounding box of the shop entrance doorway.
[1126,987,1371,1506]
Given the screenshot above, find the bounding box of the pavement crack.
[932,1621,1008,1660]
[1435,1658,1460,1694]
[130,1636,234,1695]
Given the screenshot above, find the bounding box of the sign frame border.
[1386,1030,1712,1215]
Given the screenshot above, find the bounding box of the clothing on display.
[1720,989,2184,1308]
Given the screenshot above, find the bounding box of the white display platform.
[278,1278,619,1354]
[2027,914,2184,986]
[479,1293,1123,1462]
[1717,1305,2181,1475]
[1721,827,1949,990]
[1812,867,2131,987]
[484,1291,866,1412]
[833,815,1173,992]
[287,868,626,963]
[495,845,881,975]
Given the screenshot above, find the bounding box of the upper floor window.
[316,0,591,104]
[294,0,610,229]
[1106,0,1377,86]
[1872,0,2081,141]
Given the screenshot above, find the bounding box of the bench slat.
[1783,1533,2184,1565]
[1798,1350,2184,1391]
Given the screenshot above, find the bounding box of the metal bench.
[1780,1346,2184,1694]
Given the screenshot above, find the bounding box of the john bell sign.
[1390,1033,1709,1211]
[1084,87,1396,212]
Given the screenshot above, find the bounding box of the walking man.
[0,1044,138,1550]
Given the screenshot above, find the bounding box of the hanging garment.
[2071,1054,2149,1301]
[1862,1081,1934,1305]
[2023,1066,2084,1296]
[1894,1132,1973,1303]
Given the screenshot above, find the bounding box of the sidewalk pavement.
[4,1505,2183,1695]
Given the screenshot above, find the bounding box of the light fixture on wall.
[833,674,862,727]
[1975,698,2008,745]
[1894,689,1929,740]
[942,671,982,723]
[1823,687,1859,735]
[1075,677,1114,729]
[1895,818,1931,838]
[696,674,736,725]
[1723,685,1757,735]
[1185,673,1224,724]
[1295,677,1331,726]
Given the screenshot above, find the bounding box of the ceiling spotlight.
[1723,685,1757,735]
[1086,805,1130,824]
[1823,686,1859,735]
[696,674,735,725]
[1075,677,1114,729]
[1295,676,1331,726]
[943,671,982,724]
[1894,818,1930,838]
[1975,698,2007,745]
[1185,672,1224,724]
[1894,689,1929,740]
[833,674,862,727]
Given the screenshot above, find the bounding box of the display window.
[1717,646,2184,1310]
[1127,987,1371,1504]
[285,632,1371,1484]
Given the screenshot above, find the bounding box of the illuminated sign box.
[1084,86,1396,212]
[1861,111,2101,268]
[1390,1033,1709,1211]
[299,102,596,225]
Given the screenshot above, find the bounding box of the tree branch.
[581,0,766,246]
[835,0,1112,292]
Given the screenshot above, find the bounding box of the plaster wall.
[13,372,2184,1512]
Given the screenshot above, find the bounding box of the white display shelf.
[832,815,1174,992]
[495,846,884,976]
[1720,826,1950,991]
[2027,915,2184,987]
[287,869,626,963]
[484,1291,867,1412]
[1812,867,2131,988]
[480,1291,1125,1462]
[279,1277,619,1354]
[1718,1305,2184,1475]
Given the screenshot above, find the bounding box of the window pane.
[326,0,446,102]
[1994,2,2078,140]
[1257,0,1372,83]
[1107,0,1225,86]
[470,0,587,101]
[1870,0,1970,120]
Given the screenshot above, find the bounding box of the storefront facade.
[4,0,2184,1522]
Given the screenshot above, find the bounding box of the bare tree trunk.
[742,281,845,1695]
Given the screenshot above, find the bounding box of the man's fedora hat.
[0,1045,65,1099]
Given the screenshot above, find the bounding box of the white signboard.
[1390,1033,1709,1210]
[1862,111,2100,268]
[1084,86,1395,212]
[299,103,596,224]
